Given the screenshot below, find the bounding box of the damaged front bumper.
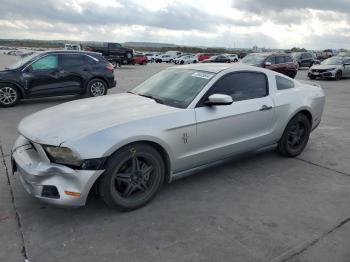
[11,135,104,207]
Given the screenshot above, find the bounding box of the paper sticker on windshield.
[192,72,214,79]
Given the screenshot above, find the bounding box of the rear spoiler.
[297,80,321,88]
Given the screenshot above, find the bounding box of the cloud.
[0,0,259,31]
[232,0,350,14]
[0,0,350,49]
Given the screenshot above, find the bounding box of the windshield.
[6,53,38,70]
[338,52,350,57]
[322,57,343,65]
[131,69,215,108]
[241,55,266,65]
[291,52,301,58]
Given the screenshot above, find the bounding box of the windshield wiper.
[137,94,164,104]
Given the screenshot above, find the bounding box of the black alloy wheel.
[99,144,165,211]
[277,113,311,157]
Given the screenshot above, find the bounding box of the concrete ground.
[1,54,350,262]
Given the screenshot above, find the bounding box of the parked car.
[143,53,155,62]
[84,42,133,67]
[65,44,81,51]
[226,54,239,62]
[322,49,337,59]
[11,64,325,210]
[337,50,350,57]
[158,54,174,63]
[308,56,350,80]
[174,55,198,64]
[240,53,297,78]
[0,51,116,107]
[196,53,214,61]
[132,54,148,65]
[202,55,231,63]
[291,52,320,68]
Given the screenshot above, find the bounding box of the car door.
[22,54,63,97]
[216,56,226,62]
[193,71,275,166]
[59,53,87,94]
[264,56,279,72]
[344,58,350,75]
[108,43,123,56]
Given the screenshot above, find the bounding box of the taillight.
[106,63,114,72]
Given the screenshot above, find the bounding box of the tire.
[87,79,108,97]
[277,113,311,157]
[99,143,165,211]
[126,52,132,59]
[0,84,20,107]
[335,70,342,81]
[298,62,301,69]
[308,74,316,80]
[289,71,296,79]
[170,59,174,63]
[180,60,184,64]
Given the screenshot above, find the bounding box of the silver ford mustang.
[12,64,325,210]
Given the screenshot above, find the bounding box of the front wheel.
[87,79,108,97]
[0,84,20,107]
[99,143,165,211]
[277,113,311,157]
[335,70,342,81]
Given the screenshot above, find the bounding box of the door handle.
[259,105,273,111]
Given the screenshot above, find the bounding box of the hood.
[311,64,339,70]
[18,93,179,145]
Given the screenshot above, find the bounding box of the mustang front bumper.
[11,136,104,207]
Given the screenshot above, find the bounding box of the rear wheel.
[308,74,316,80]
[0,84,20,107]
[289,71,296,79]
[87,79,108,97]
[277,113,311,157]
[99,143,165,211]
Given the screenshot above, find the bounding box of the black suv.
[291,52,320,68]
[0,51,116,107]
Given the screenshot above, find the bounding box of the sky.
[0,0,350,49]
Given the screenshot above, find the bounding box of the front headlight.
[43,146,82,166]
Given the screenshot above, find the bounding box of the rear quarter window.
[276,75,295,90]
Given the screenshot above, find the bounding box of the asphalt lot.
[1,54,350,262]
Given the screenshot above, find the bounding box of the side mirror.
[205,94,233,106]
[264,61,272,67]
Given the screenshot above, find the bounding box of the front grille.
[312,69,327,73]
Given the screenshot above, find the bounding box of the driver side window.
[30,55,58,71]
[207,72,268,102]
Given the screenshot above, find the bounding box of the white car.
[308,56,350,80]
[12,64,325,210]
[174,55,198,64]
[226,54,239,62]
[143,53,156,62]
